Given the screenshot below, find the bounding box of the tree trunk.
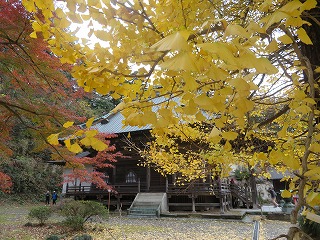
[249,169,258,208]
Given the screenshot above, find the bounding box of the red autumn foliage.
[0,172,12,193]
[0,1,124,190]
[0,0,87,156]
[62,133,125,190]
[0,0,114,189]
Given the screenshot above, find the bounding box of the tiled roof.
[269,168,293,179]
[93,112,152,134]
[92,96,169,134]
[91,96,214,134]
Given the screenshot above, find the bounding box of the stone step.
[129,208,158,214]
[128,215,158,218]
[134,202,160,206]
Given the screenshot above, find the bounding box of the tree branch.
[257,104,290,128]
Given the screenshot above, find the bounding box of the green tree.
[1,156,62,197]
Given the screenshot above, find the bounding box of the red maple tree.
[0,0,118,192]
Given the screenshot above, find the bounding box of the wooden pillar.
[113,166,116,184]
[146,166,150,191]
[165,177,168,193]
[245,183,249,209]
[220,196,224,213]
[218,178,224,214]
[191,195,196,213]
[138,178,141,192]
[116,195,121,211]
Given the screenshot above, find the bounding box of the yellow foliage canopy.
[25,0,320,223]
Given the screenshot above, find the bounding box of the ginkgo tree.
[24,0,320,232]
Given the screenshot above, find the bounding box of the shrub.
[60,200,108,231]
[63,216,85,231]
[46,235,61,240]
[28,206,52,225]
[72,234,93,240]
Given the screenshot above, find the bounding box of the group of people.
[45,190,58,205]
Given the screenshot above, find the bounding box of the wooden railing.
[65,180,145,195]
[230,183,253,208]
[65,180,252,206]
[167,182,231,196]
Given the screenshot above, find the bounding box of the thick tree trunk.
[301,0,320,114]
[288,0,320,233]
[301,1,320,70]
[249,170,258,208]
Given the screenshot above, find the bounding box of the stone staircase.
[128,192,167,218]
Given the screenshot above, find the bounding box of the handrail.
[66,182,145,194]
[167,182,231,195]
[156,203,161,218]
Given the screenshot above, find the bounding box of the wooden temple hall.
[62,99,256,217]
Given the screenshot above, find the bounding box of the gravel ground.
[101,217,254,240]
[260,219,292,240]
[85,216,291,240]
[0,203,294,240]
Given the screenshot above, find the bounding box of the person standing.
[268,187,279,207]
[52,191,58,205]
[45,191,50,205]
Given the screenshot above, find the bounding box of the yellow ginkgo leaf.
[224,24,250,38]
[32,21,42,32]
[306,191,320,205]
[256,152,268,161]
[94,30,110,42]
[80,137,91,147]
[301,0,317,11]
[47,133,60,145]
[160,52,198,72]
[221,131,238,140]
[265,11,289,29]
[278,34,293,44]
[223,141,232,151]
[63,121,74,128]
[111,101,126,114]
[284,155,300,170]
[86,117,95,128]
[151,30,190,51]
[29,31,37,38]
[209,127,221,139]
[91,138,108,151]
[266,39,279,52]
[69,143,83,153]
[86,129,98,138]
[297,28,312,45]
[304,167,320,177]
[64,138,71,149]
[308,143,320,153]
